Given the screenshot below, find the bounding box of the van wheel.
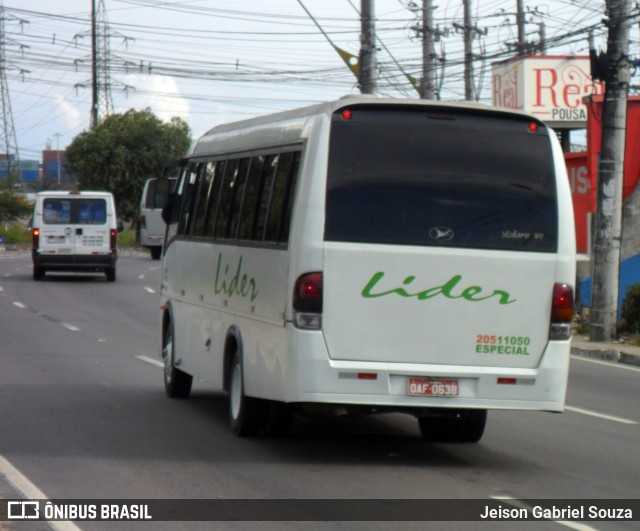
[229,351,263,436]
[106,267,116,282]
[418,409,487,443]
[163,320,192,398]
[33,266,45,281]
[150,246,162,260]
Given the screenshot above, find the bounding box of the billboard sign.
[564,152,594,255]
[492,56,605,128]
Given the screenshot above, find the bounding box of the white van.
[31,190,120,281]
[139,177,175,260]
[158,96,576,442]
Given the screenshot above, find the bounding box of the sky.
[0,1,633,161]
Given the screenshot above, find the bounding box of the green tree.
[0,191,32,223]
[65,109,191,221]
[0,171,22,192]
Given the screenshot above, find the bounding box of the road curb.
[571,345,640,367]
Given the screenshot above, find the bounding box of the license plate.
[407,378,459,397]
[47,236,66,243]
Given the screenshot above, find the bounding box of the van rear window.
[325,107,558,252]
[43,198,107,225]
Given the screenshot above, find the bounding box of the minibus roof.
[200,95,540,139]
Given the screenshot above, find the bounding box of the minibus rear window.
[325,107,558,252]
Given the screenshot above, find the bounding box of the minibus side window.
[265,151,298,243]
[253,155,278,241]
[204,161,226,238]
[237,155,266,241]
[192,162,216,237]
[278,151,301,243]
[214,159,241,239]
[178,163,201,236]
[227,158,251,239]
[167,166,188,226]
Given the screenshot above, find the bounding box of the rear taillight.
[110,229,117,249]
[139,214,146,229]
[550,283,573,340]
[293,272,323,329]
[32,228,40,250]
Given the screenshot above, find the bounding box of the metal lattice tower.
[91,0,114,127]
[0,3,20,175]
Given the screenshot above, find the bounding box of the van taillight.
[549,283,573,340]
[110,229,117,249]
[139,214,146,229]
[293,273,323,329]
[32,228,40,249]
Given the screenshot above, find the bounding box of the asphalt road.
[0,253,638,531]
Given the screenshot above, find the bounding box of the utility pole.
[516,0,526,55]
[359,0,376,94]
[453,0,484,102]
[462,0,474,101]
[91,0,98,128]
[590,0,633,342]
[453,0,477,101]
[538,22,546,54]
[421,0,436,99]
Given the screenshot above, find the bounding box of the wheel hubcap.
[163,331,173,384]
[230,362,242,420]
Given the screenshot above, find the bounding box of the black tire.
[418,409,487,443]
[33,266,45,281]
[228,351,263,436]
[106,266,116,282]
[162,319,192,398]
[150,246,162,260]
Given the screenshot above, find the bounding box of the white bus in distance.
[139,177,176,260]
[157,96,576,442]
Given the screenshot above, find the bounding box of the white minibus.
[157,96,576,442]
[139,177,175,260]
[31,190,120,282]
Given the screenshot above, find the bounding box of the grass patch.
[118,229,139,247]
[1,221,31,245]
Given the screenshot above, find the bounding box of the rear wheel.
[229,350,263,436]
[163,319,192,398]
[150,246,162,260]
[418,409,487,443]
[106,266,116,282]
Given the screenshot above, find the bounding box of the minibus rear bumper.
[281,327,571,413]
